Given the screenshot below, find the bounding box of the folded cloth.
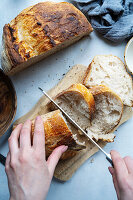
[72,0,133,42]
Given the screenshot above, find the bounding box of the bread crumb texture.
[87,85,123,142]
[83,55,133,106]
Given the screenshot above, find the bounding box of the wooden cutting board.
[14,64,133,181]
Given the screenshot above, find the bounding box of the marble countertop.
[0,0,133,200]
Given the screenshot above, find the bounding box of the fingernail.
[61,145,68,153]
[27,119,31,123]
[108,167,114,175]
[36,116,41,120]
[110,150,114,154]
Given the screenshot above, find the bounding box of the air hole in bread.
[110,110,120,116]
[105,75,110,79]
[109,61,116,66]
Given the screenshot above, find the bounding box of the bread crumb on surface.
[90,158,94,163]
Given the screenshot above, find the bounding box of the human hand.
[5,116,68,200]
[109,150,133,200]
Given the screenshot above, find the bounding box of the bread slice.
[13,110,85,160]
[87,85,123,142]
[1,2,93,75]
[48,83,95,130]
[83,55,133,107]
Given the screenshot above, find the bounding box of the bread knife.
[38,87,114,167]
[0,153,6,166]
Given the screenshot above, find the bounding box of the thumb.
[47,145,68,178]
[108,167,120,200]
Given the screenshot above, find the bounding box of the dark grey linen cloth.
[72,0,133,42]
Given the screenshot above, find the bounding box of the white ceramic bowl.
[124,37,133,75]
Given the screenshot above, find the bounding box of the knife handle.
[106,154,114,167]
[0,154,6,166]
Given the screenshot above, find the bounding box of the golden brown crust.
[13,110,85,160]
[3,25,25,67]
[2,2,92,72]
[66,83,95,115]
[40,110,81,157]
[61,150,77,160]
[89,85,113,96]
[48,83,95,119]
[89,85,123,113]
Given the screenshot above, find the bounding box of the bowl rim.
[0,69,17,137]
[124,37,133,75]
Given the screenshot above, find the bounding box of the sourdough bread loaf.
[1,2,93,75]
[83,55,133,107]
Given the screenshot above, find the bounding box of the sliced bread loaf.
[87,85,123,142]
[83,55,133,107]
[48,84,123,142]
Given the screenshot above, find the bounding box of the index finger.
[33,116,45,153]
[111,150,128,182]
[124,156,133,174]
[8,124,22,154]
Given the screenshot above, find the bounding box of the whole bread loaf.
[1,1,92,75]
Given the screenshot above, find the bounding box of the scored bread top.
[2,2,92,71]
[83,55,133,107]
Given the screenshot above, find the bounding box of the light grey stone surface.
[0,1,133,200]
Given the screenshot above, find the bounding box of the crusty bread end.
[13,110,85,160]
